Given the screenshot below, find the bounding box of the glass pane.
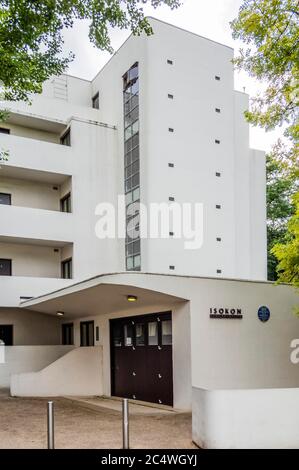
[162,320,172,345]
[136,324,145,346]
[124,324,133,346]
[148,322,158,345]
[133,255,141,268]
[113,324,122,346]
[132,187,140,202]
[88,323,94,346]
[126,256,133,270]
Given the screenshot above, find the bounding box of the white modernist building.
[0,18,298,448]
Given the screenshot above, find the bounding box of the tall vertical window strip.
[123,62,141,271]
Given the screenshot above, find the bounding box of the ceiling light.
[127,295,137,302]
[56,311,64,316]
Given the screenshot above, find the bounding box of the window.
[162,320,172,345]
[61,258,72,279]
[148,321,158,345]
[215,108,221,113]
[0,127,10,134]
[136,323,145,346]
[123,62,141,271]
[167,59,173,65]
[215,172,221,177]
[215,76,221,81]
[124,324,133,347]
[168,94,174,99]
[0,193,11,205]
[0,325,13,345]
[215,139,220,144]
[60,193,71,213]
[169,232,174,237]
[92,92,99,109]
[168,127,174,132]
[60,128,71,146]
[0,259,11,276]
[169,196,175,202]
[62,323,74,345]
[217,269,222,274]
[216,204,221,209]
[169,265,175,270]
[168,163,174,168]
[96,326,100,341]
[80,321,94,346]
[216,237,222,242]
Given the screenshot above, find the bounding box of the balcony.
[0,205,73,243]
[0,133,72,177]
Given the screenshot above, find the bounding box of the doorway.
[0,325,13,345]
[80,321,94,346]
[110,311,173,406]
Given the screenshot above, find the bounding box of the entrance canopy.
[20,272,188,319]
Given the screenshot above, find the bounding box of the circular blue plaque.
[258,306,270,322]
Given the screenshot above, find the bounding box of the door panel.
[110,312,173,406]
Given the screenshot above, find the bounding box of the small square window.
[168,163,174,168]
[215,108,221,113]
[169,265,175,270]
[215,139,220,144]
[168,127,174,133]
[169,196,175,202]
[216,237,222,242]
[216,269,222,274]
[168,94,174,99]
[169,232,174,237]
[167,59,173,65]
[216,204,221,209]
[215,172,221,177]
[215,76,221,81]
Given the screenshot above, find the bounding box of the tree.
[267,141,298,280]
[0,0,180,113]
[272,192,299,311]
[231,0,299,288]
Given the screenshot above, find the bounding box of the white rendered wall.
[192,387,299,449]
[0,345,73,387]
[11,346,103,397]
[92,18,266,280]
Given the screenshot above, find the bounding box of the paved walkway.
[0,389,196,449]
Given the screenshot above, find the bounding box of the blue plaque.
[258,306,270,322]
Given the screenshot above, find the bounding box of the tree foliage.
[272,192,299,310]
[231,0,299,143]
[231,0,299,290]
[0,0,180,104]
[267,141,298,280]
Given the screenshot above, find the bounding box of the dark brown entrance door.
[110,312,173,406]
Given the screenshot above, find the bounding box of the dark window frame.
[80,320,94,347]
[62,323,74,345]
[92,92,99,109]
[60,128,71,146]
[60,192,71,213]
[0,259,12,276]
[0,127,10,134]
[0,193,11,205]
[61,257,72,279]
[0,324,13,345]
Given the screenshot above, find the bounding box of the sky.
[62,0,282,153]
